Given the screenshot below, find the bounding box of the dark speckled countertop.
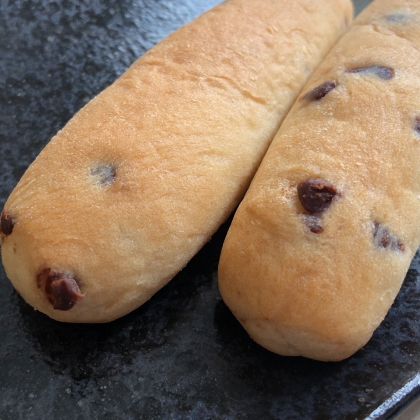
[2,0,420,419]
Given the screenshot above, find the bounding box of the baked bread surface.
[0,0,352,322]
[218,0,420,361]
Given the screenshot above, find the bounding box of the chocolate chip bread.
[0,0,352,322]
[218,0,420,361]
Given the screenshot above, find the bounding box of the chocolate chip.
[1,211,15,236]
[414,116,420,135]
[302,81,336,101]
[50,277,84,310]
[373,222,404,252]
[384,12,411,24]
[346,66,394,80]
[297,178,338,214]
[37,268,84,311]
[303,215,324,234]
[91,163,116,186]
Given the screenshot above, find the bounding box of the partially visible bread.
[219,0,420,361]
[0,0,352,322]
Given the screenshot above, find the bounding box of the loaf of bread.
[219,0,420,361]
[0,0,352,322]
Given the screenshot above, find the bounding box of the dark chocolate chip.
[50,277,84,311]
[302,81,336,101]
[37,268,84,310]
[346,66,394,80]
[303,215,324,234]
[91,163,116,186]
[297,178,338,214]
[414,116,420,135]
[373,222,404,252]
[1,211,14,236]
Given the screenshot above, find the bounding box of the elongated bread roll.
[218,0,420,361]
[0,0,352,323]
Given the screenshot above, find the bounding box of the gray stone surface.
[1,0,420,419]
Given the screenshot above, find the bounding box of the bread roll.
[0,0,352,323]
[218,0,420,361]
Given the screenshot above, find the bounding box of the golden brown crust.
[219,0,420,361]
[1,0,352,323]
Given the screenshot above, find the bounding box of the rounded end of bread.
[219,251,364,362]
[220,302,372,362]
[0,204,155,323]
[218,243,372,362]
[218,190,409,362]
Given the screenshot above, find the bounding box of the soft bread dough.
[0,0,352,322]
[218,0,420,361]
